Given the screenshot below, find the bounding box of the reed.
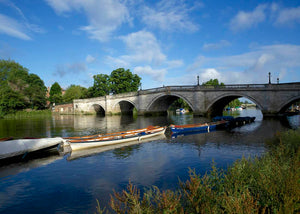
[3,110,52,119]
[96,129,300,214]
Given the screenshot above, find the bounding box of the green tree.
[25,74,47,109]
[110,68,141,94]
[0,86,26,114]
[63,85,88,102]
[0,59,47,115]
[89,74,111,97]
[227,99,243,108]
[49,82,63,104]
[202,79,225,86]
[88,68,141,98]
[169,98,192,111]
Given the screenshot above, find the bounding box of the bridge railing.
[138,82,300,94]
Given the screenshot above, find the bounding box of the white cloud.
[44,0,78,14]
[106,30,184,82]
[141,0,200,32]
[188,44,300,84]
[230,3,300,31]
[166,60,184,69]
[133,66,167,82]
[230,4,267,32]
[199,68,221,82]
[119,31,166,65]
[0,14,31,40]
[275,6,300,25]
[86,54,96,63]
[45,0,130,42]
[203,40,231,51]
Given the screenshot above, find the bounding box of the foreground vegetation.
[97,129,300,213]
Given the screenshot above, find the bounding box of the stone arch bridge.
[73,83,300,117]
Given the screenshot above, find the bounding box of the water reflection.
[0,149,63,179]
[286,115,300,129]
[0,109,299,214]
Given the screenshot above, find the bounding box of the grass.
[2,109,52,119]
[96,129,300,214]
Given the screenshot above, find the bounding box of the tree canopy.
[49,82,63,104]
[88,68,141,97]
[88,74,110,97]
[0,59,47,115]
[110,68,141,94]
[202,79,225,86]
[63,85,88,103]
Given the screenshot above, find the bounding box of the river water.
[0,109,299,213]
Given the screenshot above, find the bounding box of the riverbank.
[1,110,52,119]
[97,129,300,213]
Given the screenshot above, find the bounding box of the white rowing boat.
[0,137,64,160]
[66,126,166,151]
[68,134,166,161]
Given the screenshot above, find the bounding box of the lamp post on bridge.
[268,72,271,84]
[197,75,199,86]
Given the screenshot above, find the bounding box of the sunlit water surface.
[0,109,298,213]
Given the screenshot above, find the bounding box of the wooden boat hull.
[0,137,64,160]
[170,121,228,134]
[64,126,161,140]
[68,134,166,161]
[68,127,166,151]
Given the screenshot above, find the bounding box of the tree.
[49,82,63,104]
[0,59,47,115]
[169,98,192,111]
[63,85,88,103]
[202,79,225,86]
[25,74,47,109]
[0,86,26,114]
[89,74,110,97]
[110,68,141,94]
[88,68,141,98]
[227,99,243,108]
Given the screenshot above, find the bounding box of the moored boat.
[68,134,166,161]
[170,120,228,134]
[0,137,64,160]
[64,126,162,140]
[67,126,166,151]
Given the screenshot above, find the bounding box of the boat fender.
[207,126,210,132]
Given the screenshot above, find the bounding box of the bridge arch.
[92,104,105,115]
[206,93,263,116]
[113,99,137,115]
[277,95,300,113]
[146,93,195,114]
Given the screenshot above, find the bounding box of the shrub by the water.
[96,129,300,214]
[2,110,52,119]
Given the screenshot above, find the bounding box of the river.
[0,109,299,213]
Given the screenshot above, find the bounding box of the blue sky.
[0,0,300,89]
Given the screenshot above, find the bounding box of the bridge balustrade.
[138,83,300,94]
